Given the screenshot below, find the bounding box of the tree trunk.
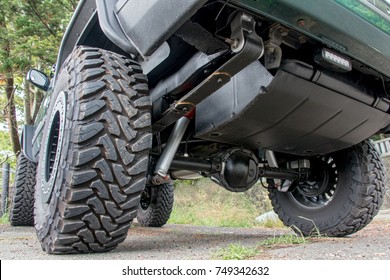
[4,74,21,155]
[2,20,21,155]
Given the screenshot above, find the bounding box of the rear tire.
[10,153,36,226]
[269,140,386,237]
[34,46,152,254]
[137,184,174,227]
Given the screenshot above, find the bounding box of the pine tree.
[0,0,77,163]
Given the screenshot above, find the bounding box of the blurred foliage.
[336,0,390,34]
[0,0,77,75]
[170,178,273,228]
[0,0,78,163]
[0,213,10,225]
[0,130,15,167]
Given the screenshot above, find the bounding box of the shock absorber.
[154,115,192,178]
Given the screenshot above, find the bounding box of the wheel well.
[57,1,130,72]
[78,13,129,57]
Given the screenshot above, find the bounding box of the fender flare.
[55,0,138,73]
[21,125,36,163]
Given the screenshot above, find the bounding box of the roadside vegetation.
[168,178,276,228]
[0,1,77,223]
[0,213,9,225]
[213,243,261,260]
[0,1,77,167]
[214,234,312,260]
[259,234,306,248]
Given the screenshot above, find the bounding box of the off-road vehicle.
[14,0,390,254]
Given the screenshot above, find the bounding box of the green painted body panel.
[232,0,390,77]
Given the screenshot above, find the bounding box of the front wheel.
[269,140,386,237]
[34,46,152,254]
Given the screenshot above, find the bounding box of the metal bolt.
[225,38,240,49]
[217,78,223,84]
[297,19,305,27]
[152,175,163,185]
[232,39,240,49]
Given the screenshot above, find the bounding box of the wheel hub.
[140,186,152,210]
[290,156,338,208]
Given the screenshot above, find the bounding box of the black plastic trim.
[114,0,208,57]
[95,0,138,55]
[21,125,36,162]
[195,63,390,155]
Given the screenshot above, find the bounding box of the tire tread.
[137,184,174,227]
[35,46,152,254]
[269,140,386,237]
[10,153,36,226]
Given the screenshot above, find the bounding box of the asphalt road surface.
[0,211,389,260]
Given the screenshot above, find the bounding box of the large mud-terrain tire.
[34,46,152,254]
[269,140,386,237]
[137,184,174,227]
[9,153,36,226]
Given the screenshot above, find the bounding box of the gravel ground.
[0,211,389,260]
[0,223,291,260]
[258,216,390,260]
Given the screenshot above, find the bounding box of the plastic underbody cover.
[195,60,390,156]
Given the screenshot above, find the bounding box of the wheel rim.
[289,156,339,209]
[41,91,66,203]
[45,111,60,181]
[140,186,152,210]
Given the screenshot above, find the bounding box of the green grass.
[213,243,261,260]
[168,179,273,228]
[259,234,306,248]
[258,218,285,228]
[213,234,308,260]
[296,216,323,237]
[0,213,9,225]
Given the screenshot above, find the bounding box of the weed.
[259,234,306,248]
[0,213,9,225]
[213,243,261,260]
[297,216,324,237]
